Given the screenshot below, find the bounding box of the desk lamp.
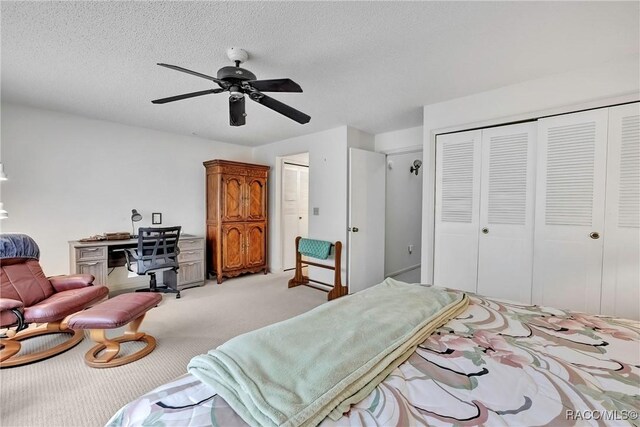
[131,209,142,237]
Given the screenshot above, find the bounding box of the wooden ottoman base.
[68,293,162,368]
[84,314,156,368]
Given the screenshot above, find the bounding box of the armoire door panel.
[221,224,245,270]
[246,223,266,267]
[601,103,640,320]
[434,130,482,291]
[206,173,219,223]
[533,109,608,314]
[477,123,536,304]
[221,175,245,222]
[246,177,267,220]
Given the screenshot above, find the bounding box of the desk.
[69,235,205,290]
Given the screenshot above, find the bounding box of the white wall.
[375,126,423,153]
[252,126,349,284]
[347,127,375,150]
[0,103,253,275]
[421,58,640,284]
[374,126,423,283]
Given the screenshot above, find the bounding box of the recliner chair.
[0,234,109,367]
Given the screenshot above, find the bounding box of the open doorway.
[281,153,309,271]
[384,150,423,283]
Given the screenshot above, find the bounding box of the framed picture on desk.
[152,213,162,225]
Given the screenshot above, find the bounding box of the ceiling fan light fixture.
[226,47,249,65]
[229,85,244,100]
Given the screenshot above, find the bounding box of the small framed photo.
[152,213,162,225]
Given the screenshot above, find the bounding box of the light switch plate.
[313,207,319,215]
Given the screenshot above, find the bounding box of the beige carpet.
[0,272,326,427]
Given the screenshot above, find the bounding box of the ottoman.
[68,293,162,368]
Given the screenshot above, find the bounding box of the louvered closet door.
[533,109,608,314]
[434,130,482,292]
[477,123,536,303]
[601,103,640,320]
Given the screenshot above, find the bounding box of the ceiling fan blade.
[229,96,246,126]
[151,88,222,104]
[157,63,225,86]
[247,78,302,93]
[250,93,310,124]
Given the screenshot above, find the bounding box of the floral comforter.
[107,293,640,426]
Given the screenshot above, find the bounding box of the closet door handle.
[481,228,489,234]
[590,232,600,240]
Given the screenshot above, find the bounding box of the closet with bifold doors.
[434,102,640,320]
[435,122,536,304]
[534,103,639,319]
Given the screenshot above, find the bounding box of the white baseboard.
[386,264,421,278]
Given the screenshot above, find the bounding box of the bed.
[107,289,640,426]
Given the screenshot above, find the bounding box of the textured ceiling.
[1,1,638,146]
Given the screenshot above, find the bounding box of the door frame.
[278,153,310,272]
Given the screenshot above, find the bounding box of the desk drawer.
[179,239,204,251]
[76,246,106,261]
[179,261,204,286]
[77,260,107,285]
[178,249,203,263]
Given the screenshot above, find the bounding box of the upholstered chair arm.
[0,298,25,330]
[49,274,95,292]
[0,298,23,312]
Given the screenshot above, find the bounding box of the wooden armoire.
[203,160,270,284]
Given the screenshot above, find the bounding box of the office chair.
[124,226,182,299]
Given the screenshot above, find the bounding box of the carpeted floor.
[0,272,326,427]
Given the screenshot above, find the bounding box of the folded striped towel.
[298,238,332,260]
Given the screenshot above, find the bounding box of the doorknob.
[481,228,489,234]
[349,227,359,232]
[590,232,600,240]
[299,217,302,220]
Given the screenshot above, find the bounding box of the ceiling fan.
[152,48,310,127]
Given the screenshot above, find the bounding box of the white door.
[477,123,537,303]
[601,103,640,320]
[533,109,608,314]
[282,162,309,270]
[348,148,386,293]
[434,130,482,292]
